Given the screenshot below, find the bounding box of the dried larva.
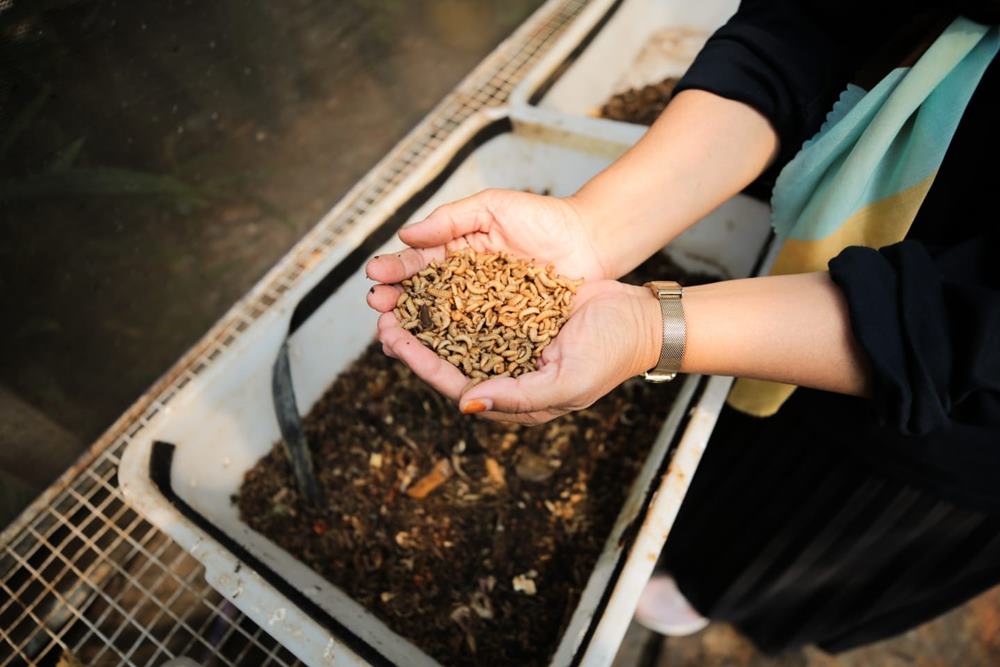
[394,249,581,377]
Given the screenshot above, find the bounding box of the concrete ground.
[2,1,997,664]
[614,586,1000,666]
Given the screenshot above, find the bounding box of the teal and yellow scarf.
[729,16,1000,417]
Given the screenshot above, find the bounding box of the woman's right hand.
[365,188,609,304]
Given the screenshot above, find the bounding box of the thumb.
[459,364,573,415]
[400,190,495,248]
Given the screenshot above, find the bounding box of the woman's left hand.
[377,280,662,424]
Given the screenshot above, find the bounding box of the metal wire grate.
[0,1,591,665]
[0,442,301,666]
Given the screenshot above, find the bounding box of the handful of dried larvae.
[394,249,582,378]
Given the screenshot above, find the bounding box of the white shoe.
[634,574,710,636]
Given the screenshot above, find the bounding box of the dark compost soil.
[236,253,714,666]
[599,77,679,126]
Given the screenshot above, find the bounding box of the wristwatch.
[642,281,685,383]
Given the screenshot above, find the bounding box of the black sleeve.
[829,236,1000,436]
[675,0,900,166]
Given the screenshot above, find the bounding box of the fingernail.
[461,399,492,414]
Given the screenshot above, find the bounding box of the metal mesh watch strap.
[643,281,685,383]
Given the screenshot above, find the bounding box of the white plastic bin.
[509,0,737,118]
[119,108,773,667]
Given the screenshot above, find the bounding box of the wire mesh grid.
[0,1,591,665]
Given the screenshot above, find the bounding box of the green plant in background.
[0,167,210,208]
[0,83,211,210]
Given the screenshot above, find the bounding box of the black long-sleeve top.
[675,1,1000,510]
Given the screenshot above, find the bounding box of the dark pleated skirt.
[661,387,1000,653]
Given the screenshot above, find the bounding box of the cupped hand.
[374,279,662,425]
[365,189,608,315]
